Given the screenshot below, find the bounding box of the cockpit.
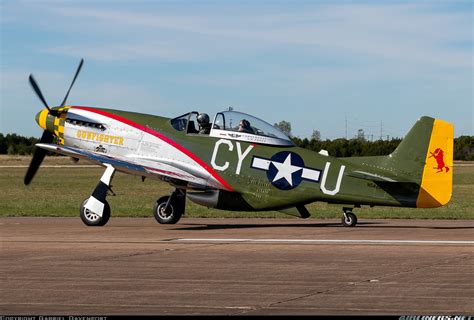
[170,110,294,146]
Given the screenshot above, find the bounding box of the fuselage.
[37,106,418,211]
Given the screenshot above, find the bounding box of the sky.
[1,0,472,140]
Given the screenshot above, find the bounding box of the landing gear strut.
[80,164,116,227]
[153,188,186,224]
[341,207,357,227]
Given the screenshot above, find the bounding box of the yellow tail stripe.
[416,119,454,208]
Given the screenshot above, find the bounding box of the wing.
[35,143,215,189]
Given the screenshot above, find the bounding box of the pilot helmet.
[240,119,250,128]
[197,113,210,126]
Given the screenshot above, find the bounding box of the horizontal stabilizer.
[347,170,400,182]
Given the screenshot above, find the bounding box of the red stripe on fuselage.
[72,106,234,191]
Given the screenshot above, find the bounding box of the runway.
[1,217,473,315]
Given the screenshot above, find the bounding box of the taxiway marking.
[174,238,474,245]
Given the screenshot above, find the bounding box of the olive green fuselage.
[61,107,417,212]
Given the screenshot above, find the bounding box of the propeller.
[24,130,54,185]
[24,59,84,185]
[28,74,54,115]
[60,58,83,107]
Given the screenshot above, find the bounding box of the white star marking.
[272,154,302,186]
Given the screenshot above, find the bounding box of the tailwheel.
[153,189,186,224]
[342,208,357,227]
[80,198,111,226]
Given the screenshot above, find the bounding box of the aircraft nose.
[35,108,49,130]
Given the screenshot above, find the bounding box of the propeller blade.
[29,74,51,112]
[60,58,84,107]
[24,131,54,185]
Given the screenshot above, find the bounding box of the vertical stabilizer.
[380,116,453,207]
[341,116,454,208]
[415,119,454,208]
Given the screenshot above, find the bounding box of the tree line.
[290,135,473,160]
[1,132,473,160]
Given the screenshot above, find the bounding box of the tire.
[153,195,183,224]
[341,211,357,227]
[80,198,111,227]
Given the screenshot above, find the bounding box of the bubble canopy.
[170,110,294,146]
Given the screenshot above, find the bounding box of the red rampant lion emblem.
[429,148,449,173]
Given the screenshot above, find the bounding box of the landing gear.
[342,207,357,227]
[80,164,116,227]
[153,189,186,224]
[80,198,110,226]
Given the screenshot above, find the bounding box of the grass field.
[1,155,473,219]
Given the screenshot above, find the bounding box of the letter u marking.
[320,162,345,196]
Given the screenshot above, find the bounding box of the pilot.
[197,113,211,134]
[238,119,253,134]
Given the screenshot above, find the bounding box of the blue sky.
[1,0,472,140]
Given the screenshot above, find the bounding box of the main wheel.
[342,211,357,227]
[80,198,111,227]
[153,195,183,224]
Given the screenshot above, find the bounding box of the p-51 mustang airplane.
[25,60,454,227]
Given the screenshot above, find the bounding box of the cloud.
[43,42,199,62]
[35,2,471,69]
